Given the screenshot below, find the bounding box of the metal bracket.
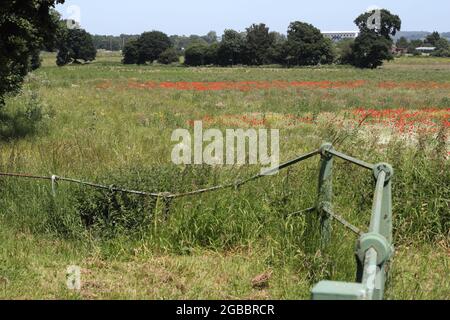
[373,163,394,182]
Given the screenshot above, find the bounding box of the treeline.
[122,9,403,69]
[183,22,335,67]
[91,34,138,51]
[122,22,334,67]
[91,32,219,52]
[395,32,450,57]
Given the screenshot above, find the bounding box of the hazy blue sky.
[56,0,450,36]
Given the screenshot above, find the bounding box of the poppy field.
[0,52,448,299]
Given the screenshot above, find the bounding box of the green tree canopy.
[351,32,393,68]
[243,23,275,65]
[158,47,179,64]
[57,28,97,66]
[283,21,335,66]
[217,30,245,66]
[335,39,355,64]
[204,43,219,65]
[184,43,208,66]
[136,31,172,64]
[432,38,450,57]
[122,40,140,64]
[354,9,401,39]
[425,31,441,47]
[396,36,409,49]
[0,0,64,106]
[351,9,401,68]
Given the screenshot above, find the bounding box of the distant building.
[391,45,408,56]
[321,31,359,42]
[415,47,436,52]
[415,47,436,56]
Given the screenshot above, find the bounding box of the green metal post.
[317,143,333,248]
[370,163,394,243]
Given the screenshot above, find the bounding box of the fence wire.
[0,147,369,235]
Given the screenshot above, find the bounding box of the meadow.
[0,52,448,299]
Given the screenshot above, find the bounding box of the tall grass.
[0,53,448,299]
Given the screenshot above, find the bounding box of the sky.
[56,0,450,36]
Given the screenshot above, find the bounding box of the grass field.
[0,52,448,299]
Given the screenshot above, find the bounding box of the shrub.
[122,40,139,64]
[73,165,217,237]
[184,43,208,66]
[283,21,335,66]
[136,31,171,64]
[158,48,179,64]
[56,28,97,66]
[0,92,45,140]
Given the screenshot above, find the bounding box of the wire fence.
[0,144,393,300]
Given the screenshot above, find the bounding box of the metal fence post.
[355,163,394,299]
[318,143,333,248]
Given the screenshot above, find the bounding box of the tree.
[283,21,335,66]
[204,43,219,65]
[122,40,139,64]
[396,36,409,49]
[354,9,401,39]
[217,29,245,66]
[243,23,275,65]
[336,39,355,64]
[158,48,179,64]
[0,0,65,106]
[30,49,43,70]
[267,32,287,64]
[350,9,401,68]
[351,32,393,68]
[184,43,208,66]
[432,38,450,57]
[57,28,97,66]
[136,31,171,64]
[425,31,441,47]
[408,39,423,54]
[202,31,218,44]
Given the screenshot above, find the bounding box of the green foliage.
[184,43,208,66]
[351,9,401,68]
[121,31,172,65]
[158,48,180,64]
[396,36,409,49]
[243,23,276,65]
[408,39,424,54]
[170,32,217,54]
[91,34,138,51]
[0,92,45,140]
[351,31,393,68]
[122,40,139,64]
[431,35,450,57]
[0,0,64,106]
[30,50,42,70]
[283,21,335,66]
[335,39,354,64]
[425,31,441,47]
[204,43,219,65]
[136,31,172,64]
[354,9,401,39]
[56,28,97,66]
[217,30,245,66]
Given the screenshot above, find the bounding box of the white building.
[321,31,359,42]
[415,47,436,52]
